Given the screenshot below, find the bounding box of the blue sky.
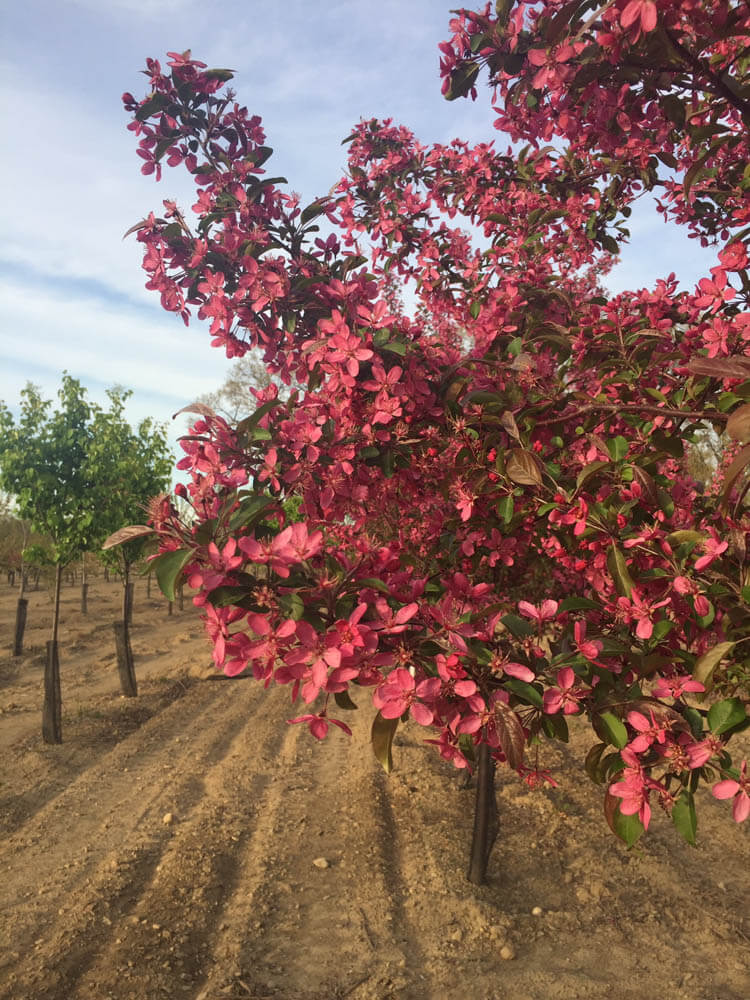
[1,0,717,462]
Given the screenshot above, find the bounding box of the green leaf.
[693,641,735,692]
[300,200,328,225]
[576,459,609,490]
[496,495,514,524]
[444,61,480,101]
[279,592,305,620]
[585,742,607,784]
[382,338,407,357]
[229,495,276,531]
[681,706,705,741]
[371,711,399,774]
[204,67,235,82]
[236,398,281,436]
[134,93,171,122]
[541,713,569,742]
[357,577,391,595]
[650,619,674,642]
[593,710,628,749]
[604,790,645,847]
[465,390,504,406]
[559,596,600,612]
[707,697,746,735]
[697,601,715,629]
[672,791,697,846]
[503,678,543,709]
[151,548,194,602]
[206,584,256,609]
[651,431,683,458]
[607,545,634,598]
[334,690,359,711]
[667,529,706,547]
[606,436,628,462]
[500,613,535,638]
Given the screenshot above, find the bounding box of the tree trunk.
[115,565,137,697]
[42,564,63,744]
[178,585,184,612]
[80,556,88,614]
[14,550,28,655]
[113,622,138,698]
[53,563,61,641]
[125,580,134,626]
[146,573,151,598]
[467,742,498,885]
[18,521,29,599]
[167,600,173,616]
[13,598,28,656]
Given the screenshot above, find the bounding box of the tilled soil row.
[0,679,283,999]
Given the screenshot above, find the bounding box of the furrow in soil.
[0,679,289,1000]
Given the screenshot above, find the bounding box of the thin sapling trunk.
[467,741,499,885]
[42,563,63,744]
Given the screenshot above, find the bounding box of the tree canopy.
[122,2,750,858]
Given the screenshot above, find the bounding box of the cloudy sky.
[1,0,717,462]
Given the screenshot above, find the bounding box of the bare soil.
[0,575,748,1000]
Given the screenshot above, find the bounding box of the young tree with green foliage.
[91,387,172,695]
[0,376,98,742]
[0,377,173,738]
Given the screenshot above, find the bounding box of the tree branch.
[535,402,729,428]
[663,27,750,120]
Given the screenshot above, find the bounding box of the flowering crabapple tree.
[116,1,750,882]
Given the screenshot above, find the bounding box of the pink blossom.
[373,667,440,725]
[518,599,559,625]
[694,534,728,572]
[627,709,668,753]
[609,747,652,829]
[652,675,705,699]
[518,764,558,789]
[288,713,352,740]
[620,0,657,36]
[712,761,749,823]
[424,730,471,770]
[616,589,670,640]
[543,667,583,715]
[573,620,603,661]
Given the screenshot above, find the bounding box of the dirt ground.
[0,574,748,1000]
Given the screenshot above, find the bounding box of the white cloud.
[69,0,197,16]
[0,275,230,410]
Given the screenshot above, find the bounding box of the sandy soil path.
[1,577,748,999]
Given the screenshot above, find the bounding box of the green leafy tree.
[0,377,173,735]
[91,387,172,694]
[0,376,98,741]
